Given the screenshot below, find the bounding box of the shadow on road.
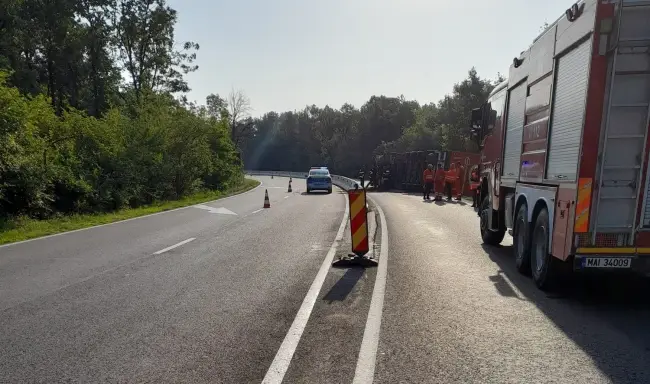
[300,191,332,196]
[323,268,365,302]
[396,191,424,197]
[488,270,525,300]
[481,243,650,382]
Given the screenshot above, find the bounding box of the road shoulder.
[281,197,381,383]
[0,178,261,247]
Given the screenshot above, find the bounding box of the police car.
[306,167,333,194]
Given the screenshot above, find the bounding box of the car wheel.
[530,207,564,291]
[480,195,505,246]
[327,188,332,194]
[513,203,531,275]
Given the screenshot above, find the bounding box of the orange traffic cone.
[263,189,271,208]
[287,180,292,192]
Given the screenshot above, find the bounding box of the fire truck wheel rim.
[515,217,526,261]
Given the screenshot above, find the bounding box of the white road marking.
[152,238,196,255]
[353,196,389,384]
[212,207,237,215]
[0,179,264,249]
[261,191,350,384]
[251,209,263,214]
[193,205,237,215]
[284,195,290,199]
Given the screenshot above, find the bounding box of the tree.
[0,0,244,223]
[241,68,500,177]
[1,0,119,117]
[539,21,550,34]
[113,0,199,99]
[206,93,228,119]
[227,88,253,148]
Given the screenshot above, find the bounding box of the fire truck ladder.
[592,1,650,245]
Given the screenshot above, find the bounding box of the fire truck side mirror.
[470,107,483,145]
[470,107,483,130]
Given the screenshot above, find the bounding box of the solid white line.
[284,195,290,199]
[0,179,264,249]
[251,208,264,214]
[152,238,196,255]
[261,191,350,384]
[352,196,389,384]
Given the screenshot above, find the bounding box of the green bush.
[0,72,243,220]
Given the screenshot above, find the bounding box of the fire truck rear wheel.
[530,207,561,291]
[513,204,531,275]
[480,196,505,246]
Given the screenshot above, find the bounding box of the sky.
[167,0,574,117]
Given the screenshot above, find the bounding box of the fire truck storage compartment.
[546,37,593,182]
[502,82,527,181]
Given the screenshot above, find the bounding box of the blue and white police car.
[306,167,332,194]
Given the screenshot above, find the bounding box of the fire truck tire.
[480,196,505,246]
[513,204,531,275]
[530,208,562,291]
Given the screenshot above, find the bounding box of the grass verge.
[0,178,260,246]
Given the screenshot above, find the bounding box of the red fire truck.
[470,0,650,290]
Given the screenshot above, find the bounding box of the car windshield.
[309,170,329,176]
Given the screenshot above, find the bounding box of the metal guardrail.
[244,170,369,191]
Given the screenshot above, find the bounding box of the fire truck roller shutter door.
[546,37,592,182]
[503,82,527,180]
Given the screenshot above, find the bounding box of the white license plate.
[581,257,632,269]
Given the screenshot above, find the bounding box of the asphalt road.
[0,176,351,383]
[3,176,650,384]
[371,191,650,384]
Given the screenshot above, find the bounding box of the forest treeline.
[1,0,502,221]
[238,69,503,177]
[0,0,242,220]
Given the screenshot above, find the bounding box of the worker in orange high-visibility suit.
[444,163,457,201]
[422,164,435,200]
[434,162,446,201]
[454,162,464,201]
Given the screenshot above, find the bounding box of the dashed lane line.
[152,238,196,255]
